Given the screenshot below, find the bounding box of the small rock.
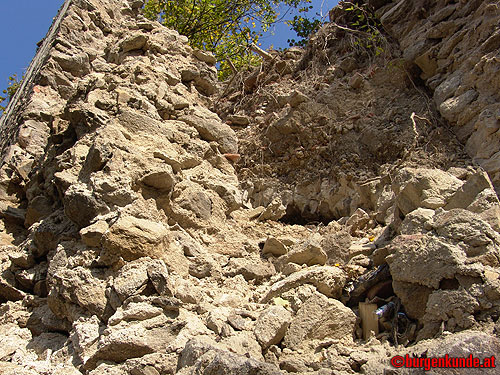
[392,168,464,215]
[263,237,288,256]
[181,68,200,82]
[108,302,164,326]
[226,257,276,281]
[345,208,370,234]
[346,242,376,259]
[279,234,327,267]
[25,195,53,227]
[223,153,240,163]
[227,115,250,126]
[147,259,172,296]
[258,197,286,221]
[261,265,347,303]
[112,258,150,302]
[193,49,217,65]
[227,311,250,331]
[339,56,358,73]
[142,165,175,190]
[254,306,292,349]
[284,292,356,349]
[80,220,109,247]
[288,90,309,108]
[349,73,364,89]
[231,207,265,220]
[120,33,148,53]
[9,247,35,269]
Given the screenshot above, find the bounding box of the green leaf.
[143,0,320,79]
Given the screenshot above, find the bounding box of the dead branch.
[250,43,273,61]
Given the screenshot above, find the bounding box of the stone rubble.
[0,0,499,374]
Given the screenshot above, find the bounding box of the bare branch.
[250,43,273,60]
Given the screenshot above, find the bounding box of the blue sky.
[0,0,65,95]
[0,0,338,100]
[260,0,338,49]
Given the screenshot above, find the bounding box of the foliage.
[0,74,22,114]
[143,0,316,80]
[341,1,385,55]
[286,5,322,47]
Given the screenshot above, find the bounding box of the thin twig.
[330,22,372,37]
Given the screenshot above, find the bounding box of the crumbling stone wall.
[0,0,499,374]
[377,0,500,189]
[0,0,72,159]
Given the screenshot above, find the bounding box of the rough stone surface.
[284,293,356,350]
[254,305,292,349]
[0,0,500,374]
[379,0,500,188]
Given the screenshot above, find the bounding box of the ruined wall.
[0,0,72,157]
[377,0,500,188]
[0,0,500,374]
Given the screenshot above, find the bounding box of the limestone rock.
[254,305,292,349]
[120,33,148,53]
[179,106,238,154]
[258,197,286,221]
[70,315,102,366]
[392,280,432,321]
[2,0,500,372]
[378,0,500,186]
[283,293,356,350]
[101,216,169,263]
[348,73,364,89]
[392,168,464,215]
[399,208,435,235]
[141,165,175,191]
[80,220,109,247]
[0,265,25,302]
[345,208,370,234]
[423,331,500,375]
[278,234,327,267]
[220,331,263,360]
[87,316,176,370]
[178,338,281,375]
[261,265,347,303]
[63,184,108,228]
[52,51,91,77]
[153,146,201,173]
[226,257,276,281]
[440,90,478,123]
[262,237,288,257]
[48,265,109,319]
[147,259,172,296]
[421,289,479,337]
[386,234,467,289]
[433,209,498,248]
[193,49,217,65]
[108,301,164,326]
[227,114,250,126]
[0,323,31,360]
[288,90,309,108]
[112,258,158,303]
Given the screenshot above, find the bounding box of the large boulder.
[101,216,169,263]
[283,292,356,350]
[392,168,463,216]
[254,305,292,349]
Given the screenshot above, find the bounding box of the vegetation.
[341,1,385,55]
[286,5,322,47]
[143,0,322,79]
[0,74,22,115]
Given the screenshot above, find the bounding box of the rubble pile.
[0,0,499,374]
